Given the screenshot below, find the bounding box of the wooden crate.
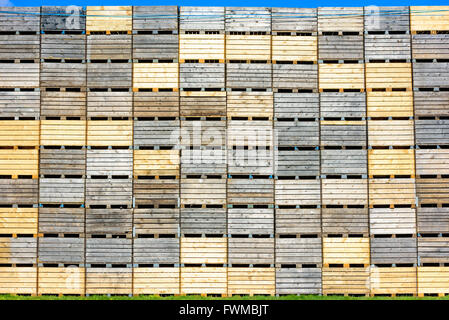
[413,63,449,88]
[86,208,132,235]
[227,91,272,119]
[180,34,224,60]
[0,179,38,204]
[275,179,321,206]
[367,91,413,118]
[272,35,317,62]
[274,92,319,118]
[0,34,39,59]
[38,267,85,295]
[0,208,37,235]
[370,267,417,295]
[227,120,272,147]
[318,64,365,90]
[0,148,38,177]
[321,149,367,176]
[134,178,179,206]
[0,91,40,118]
[40,120,86,146]
[86,238,131,264]
[322,207,369,235]
[86,6,132,32]
[275,149,320,177]
[87,120,132,146]
[275,208,321,235]
[319,35,363,60]
[133,267,179,295]
[318,7,364,32]
[180,63,225,88]
[320,92,366,118]
[271,8,317,32]
[276,120,319,146]
[415,119,449,145]
[225,35,271,60]
[228,267,275,296]
[86,267,131,295]
[41,90,86,118]
[86,178,132,207]
[39,178,84,204]
[364,6,410,31]
[38,207,84,234]
[416,178,449,205]
[368,120,415,147]
[133,63,178,89]
[410,6,449,31]
[0,120,39,147]
[134,91,179,117]
[228,178,273,205]
[41,6,86,31]
[41,34,86,60]
[368,149,415,177]
[134,150,179,176]
[133,6,178,31]
[418,267,449,295]
[0,267,37,294]
[366,63,412,89]
[180,91,225,117]
[273,64,318,90]
[371,238,417,264]
[180,267,227,295]
[181,149,226,176]
[418,238,449,264]
[414,91,449,117]
[229,237,274,265]
[133,208,179,235]
[86,149,132,177]
[369,178,416,206]
[418,207,449,234]
[225,7,271,32]
[41,62,86,88]
[276,238,321,265]
[228,208,274,235]
[412,34,449,59]
[180,7,224,31]
[226,63,272,89]
[181,118,226,148]
[133,34,178,60]
[181,178,225,205]
[276,267,321,295]
[181,237,227,264]
[87,34,131,60]
[87,62,131,88]
[228,149,273,175]
[370,208,416,235]
[181,207,226,235]
[38,237,84,264]
[134,238,179,264]
[40,148,85,176]
[0,237,36,264]
[322,179,368,206]
[323,238,370,265]
[87,91,132,118]
[0,7,40,32]
[364,34,411,61]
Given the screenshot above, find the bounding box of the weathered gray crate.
[39,178,85,204]
[228,237,274,265]
[38,207,84,234]
[41,90,86,118]
[276,238,322,265]
[275,208,321,234]
[180,92,226,117]
[412,34,449,59]
[416,178,449,205]
[275,179,321,206]
[371,238,417,265]
[227,120,272,146]
[226,64,272,89]
[41,34,86,60]
[86,178,132,207]
[415,119,449,145]
[181,149,226,175]
[0,238,36,264]
[0,91,40,118]
[181,119,226,147]
[134,208,179,235]
[322,178,368,206]
[364,6,410,31]
[134,91,179,117]
[320,92,366,118]
[271,7,317,32]
[275,120,319,146]
[181,207,226,234]
[133,6,178,31]
[134,119,180,147]
[87,91,132,118]
[273,64,318,90]
[418,238,449,263]
[321,149,367,175]
[228,149,273,175]
[180,64,225,88]
[322,207,369,235]
[417,207,449,234]
[133,238,179,264]
[365,34,411,60]
[274,92,319,118]
[0,7,40,32]
[0,34,40,59]
[180,7,224,31]
[86,149,132,177]
[0,63,39,88]
[369,208,416,235]
[228,208,274,234]
[414,91,449,117]
[319,35,363,60]
[40,148,86,176]
[41,62,86,87]
[413,63,449,88]
[86,208,132,234]
[275,149,320,176]
[276,268,321,295]
[87,34,132,60]
[86,238,132,264]
[225,7,271,32]
[87,63,132,88]
[0,179,38,204]
[181,178,225,205]
[133,34,178,60]
[227,178,273,205]
[134,179,179,206]
[321,121,367,146]
[38,237,84,264]
[41,6,86,31]
[318,7,363,33]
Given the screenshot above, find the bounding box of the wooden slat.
[410,6,449,31]
[228,267,275,295]
[38,267,85,295]
[133,267,179,295]
[323,237,370,265]
[370,267,417,295]
[0,208,38,235]
[86,6,132,32]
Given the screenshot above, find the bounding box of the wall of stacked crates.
[0,5,449,296]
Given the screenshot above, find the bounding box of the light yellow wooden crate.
[226,35,271,60]
[368,149,415,177]
[0,120,39,147]
[0,148,38,177]
[0,267,36,294]
[86,268,131,295]
[370,267,417,295]
[322,267,370,295]
[40,120,86,146]
[366,63,412,89]
[318,7,364,32]
[133,63,179,89]
[418,267,449,296]
[410,6,449,31]
[180,33,225,60]
[180,237,227,264]
[181,178,226,205]
[321,179,368,206]
[319,64,365,90]
[367,91,414,117]
[227,91,273,118]
[275,179,321,206]
[87,120,132,146]
[133,267,179,295]
[323,238,370,265]
[86,6,132,32]
[369,178,416,206]
[134,150,179,176]
[368,120,415,147]
[272,36,317,62]
[228,267,275,296]
[0,208,37,235]
[181,267,227,295]
[38,267,85,295]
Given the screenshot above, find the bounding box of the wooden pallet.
[0,120,39,147]
[133,63,179,89]
[368,148,415,177]
[318,64,365,90]
[133,208,179,235]
[133,6,178,31]
[417,207,449,234]
[40,120,86,146]
[272,35,317,62]
[86,178,132,207]
[319,34,363,60]
[41,62,86,88]
[0,237,36,264]
[87,149,132,176]
[418,266,449,296]
[87,120,132,146]
[412,34,449,60]
[38,267,85,295]
[275,179,320,206]
[322,267,370,295]
[181,237,227,264]
[322,207,369,235]
[368,178,416,206]
[320,92,366,118]
[86,267,132,295]
[39,178,85,205]
[276,267,321,295]
[229,237,274,265]
[415,119,449,146]
[368,120,415,147]
[86,208,132,235]
[0,148,38,177]
[275,92,319,119]
[371,238,417,264]
[38,236,84,264]
[410,6,449,32]
[134,179,179,207]
[226,34,271,60]
[181,178,226,206]
[370,267,417,295]
[367,91,413,118]
[365,34,411,61]
[321,149,367,176]
[318,7,364,33]
[41,6,86,32]
[227,267,275,296]
[228,208,274,235]
[0,267,37,295]
[0,179,38,204]
[38,207,84,234]
[323,237,370,265]
[275,237,321,265]
[370,207,416,235]
[275,208,321,235]
[0,34,40,60]
[87,91,132,118]
[87,34,131,60]
[180,267,227,295]
[134,238,179,265]
[180,33,224,60]
[322,179,368,206]
[86,6,132,33]
[88,62,132,88]
[134,267,180,295]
